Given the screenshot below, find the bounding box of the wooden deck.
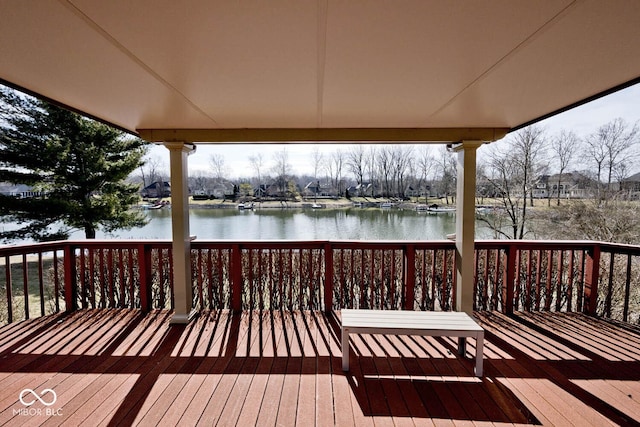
[0,310,639,426]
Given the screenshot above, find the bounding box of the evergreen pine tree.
[0,87,148,241]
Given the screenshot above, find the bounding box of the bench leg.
[342,328,350,371]
[475,332,484,377]
[457,337,466,356]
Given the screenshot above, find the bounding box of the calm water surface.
[86,207,493,241]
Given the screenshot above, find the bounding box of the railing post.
[583,244,600,316]
[324,242,333,313]
[138,244,153,312]
[63,244,77,313]
[623,253,632,323]
[503,244,516,314]
[21,254,28,319]
[404,244,416,310]
[231,244,243,313]
[4,255,13,323]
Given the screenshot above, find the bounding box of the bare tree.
[249,153,265,198]
[376,146,394,197]
[272,148,291,198]
[365,146,378,197]
[436,146,457,205]
[329,149,346,196]
[209,153,227,179]
[346,145,366,195]
[482,146,527,239]
[476,159,489,204]
[602,119,638,193]
[391,145,414,198]
[416,146,436,202]
[551,130,578,206]
[189,171,209,193]
[311,147,325,181]
[613,160,631,187]
[585,131,607,201]
[518,126,548,208]
[480,125,547,239]
[585,118,639,200]
[139,155,164,188]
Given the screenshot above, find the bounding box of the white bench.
[341,309,484,377]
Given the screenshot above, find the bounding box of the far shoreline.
[138,196,461,211]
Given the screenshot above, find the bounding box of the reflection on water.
[87,207,493,241]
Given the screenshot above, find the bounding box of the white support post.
[452,141,483,314]
[164,141,197,324]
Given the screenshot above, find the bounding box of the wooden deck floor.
[0,309,639,426]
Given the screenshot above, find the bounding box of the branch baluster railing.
[1,239,639,325]
[598,243,640,323]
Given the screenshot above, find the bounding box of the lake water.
[76,207,495,241]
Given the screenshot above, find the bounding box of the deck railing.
[1,239,639,324]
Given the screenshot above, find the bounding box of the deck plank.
[295,313,317,427]
[66,318,169,426]
[191,312,258,425]
[255,350,288,425]
[1,310,640,426]
[313,312,337,427]
[45,312,170,426]
[152,311,232,425]
[132,314,218,425]
[173,312,250,425]
[235,312,282,426]
[479,312,636,426]
[0,310,157,425]
[381,335,432,426]
[212,312,264,426]
[275,312,304,427]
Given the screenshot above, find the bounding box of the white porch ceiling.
[1,0,639,142]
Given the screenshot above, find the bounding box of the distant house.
[264,180,282,198]
[303,181,321,196]
[345,185,358,197]
[209,179,236,200]
[253,184,268,199]
[404,185,419,198]
[141,181,171,198]
[263,179,303,200]
[532,175,551,199]
[347,182,373,197]
[0,183,45,198]
[303,181,336,198]
[619,172,640,199]
[188,177,237,200]
[405,184,433,198]
[533,172,595,199]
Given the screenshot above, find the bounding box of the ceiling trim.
[137,128,510,144]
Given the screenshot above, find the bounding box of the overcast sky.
[146,83,640,179]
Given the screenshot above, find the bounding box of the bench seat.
[341,309,484,376]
